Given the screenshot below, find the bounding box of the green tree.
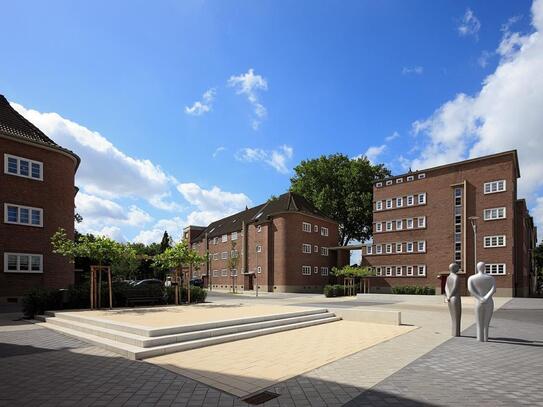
[290,153,390,245]
[160,231,172,253]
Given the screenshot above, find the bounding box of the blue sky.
[2,0,542,243]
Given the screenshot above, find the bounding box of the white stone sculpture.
[445,263,462,337]
[467,261,496,342]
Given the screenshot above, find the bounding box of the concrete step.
[36,314,341,360]
[36,311,337,348]
[43,307,330,337]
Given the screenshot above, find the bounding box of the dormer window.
[418,173,426,179]
[376,182,383,187]
[386,180,393,186]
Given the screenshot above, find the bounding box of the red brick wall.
[0,137,77,300]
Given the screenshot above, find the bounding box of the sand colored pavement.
[66,304,314,328]
[147,320,415,397]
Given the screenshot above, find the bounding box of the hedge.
[323,284,357,297]
[391,285,435,295]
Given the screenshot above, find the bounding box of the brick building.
[361,150,537,297]
[184,192,348,293]
[0,95,79,303]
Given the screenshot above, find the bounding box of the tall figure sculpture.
[445,263,462,336]
[467,261,496,342]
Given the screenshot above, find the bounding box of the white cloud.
[364,145,387,164]
[236,144,293,174]
[227,69,268,129]
[478,50,493,68]
[385,131,400,142]
[412,0,543,233]
[11,103,175,207]
[401,66,424,75]
[185,88,216,116]
[212,146,226,158]
[458,8,481,39]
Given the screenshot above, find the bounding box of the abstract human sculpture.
[445,263,462,336]
[467,261,496,342]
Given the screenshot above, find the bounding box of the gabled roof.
[191,192,332,242]
[0,95,80,165]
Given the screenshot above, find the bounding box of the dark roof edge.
[0,129,81,171]
[263,210,340,225]
[374,150,520,184]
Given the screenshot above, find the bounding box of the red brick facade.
[361,151,536,297]
[0,136,78,301]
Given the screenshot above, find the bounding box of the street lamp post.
[468,216,479,273]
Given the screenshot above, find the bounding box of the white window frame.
[396,219,403,230]
[396,197,403,207]
[230,269,237,276]
[376,245,382,255]
[256,245,262,253]
[407,218,414,229]
[418,193,426,204]
[417,265,426,276]
[4,253,43,273]
[4,154,43,181]
[375,222,382,233]
[314,224,319,233]
[4,203,43,227]
[396,178,403,184]
[406,265,414,276]
[221,269,228,276]
[484,180,506,195]
[366,246,372,255]
[485,263,506,275]
[314,245,319,253]
[417,216,426,228]
[231,231,238,241]
[321,247,329,256]
[212,253,219,261]
[418,241,426,253]
[386,244,392,254]
[222,234,228,242]
[221,251,228,260]
[321,227,329,236]
[376,267,382,276]
[484,235,506,248]
[386,221,393,231]
[376,182,383,188]
[256,266,262,274]
[302,222,312,233]
[385,266,392,276]
[386,199,393,209]
[406,242,414,253]
[302,265,312,275]
[302,244,312,254]
[386,180,393,186]
[321,267,329,276]
[484,207,506,221]
[257,225,262,233]
[314,266,319,274]
[407,175,414,182]
[376,201,383,211]
[395,266,403,276]
[212,270,219,277]
[407,195,414,206]
[418,173,426,179]
[396,242,402,253]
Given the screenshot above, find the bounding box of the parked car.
[125,279,164,306]
[190,278,204,287]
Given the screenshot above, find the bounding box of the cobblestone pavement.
[344,298,543,407]
[1,298,542,406]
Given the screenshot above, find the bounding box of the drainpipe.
[242,221,248,274]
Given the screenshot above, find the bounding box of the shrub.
[391,285,435,295]
[22,287,63,318]
[164,286,207,304]
[324,284,345,297]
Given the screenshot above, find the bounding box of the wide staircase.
[36,308,340,360]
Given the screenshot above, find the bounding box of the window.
[221,252,228,260]
[418,193,426,204]
[396,197,403,207]
[386,244,392,254]
[321,227,329,236]
[484,180,506,194]
[256,266,262,274]
[303,222,312,232]
[385,267,392,276]
[396,242,402,253]
[4,204,43,227]
[386,180,393,186]
[395,266,403,276]
[4,154,43,181]
[212,253,219,260]
[418,241,426,252]
[484,235,506,248]
[314,266,319,274]
[314,245,318,253]
[257,225,262,233]
[256,245,262,253]
[406,266,414,276]
[222,234,228,242]
[212,270,219,277]
[417,265,426,276]
[231,232,238,241]
[231,269,237,276]
[406,242,414,253]
[484,207,506,221]
[376,245,382,254]
[302,266,311,275]
[418,173,426,179]
[386,221,393,231]
[376,182,383,187]
[376,267,382,276]
[302,244,312,254]
[407,175,414,182]
[213,237,218,245]
[4,253,43,273]
[231,250,238,258]
[485,263,506,275]
[386,199,393,209]
[396,219,403,230]
[417,216,426,228]
[376,201,383,211]
[407,195,414,206]
[407,218,414,229]
[221,269,228,276]
[396,178,403,184]
[321,267,329,276]
[366,246,372,255]
[321,247,329,256]
[314,224,319,232]
[376,222,382,233]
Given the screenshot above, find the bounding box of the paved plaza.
[0,295,542,406]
